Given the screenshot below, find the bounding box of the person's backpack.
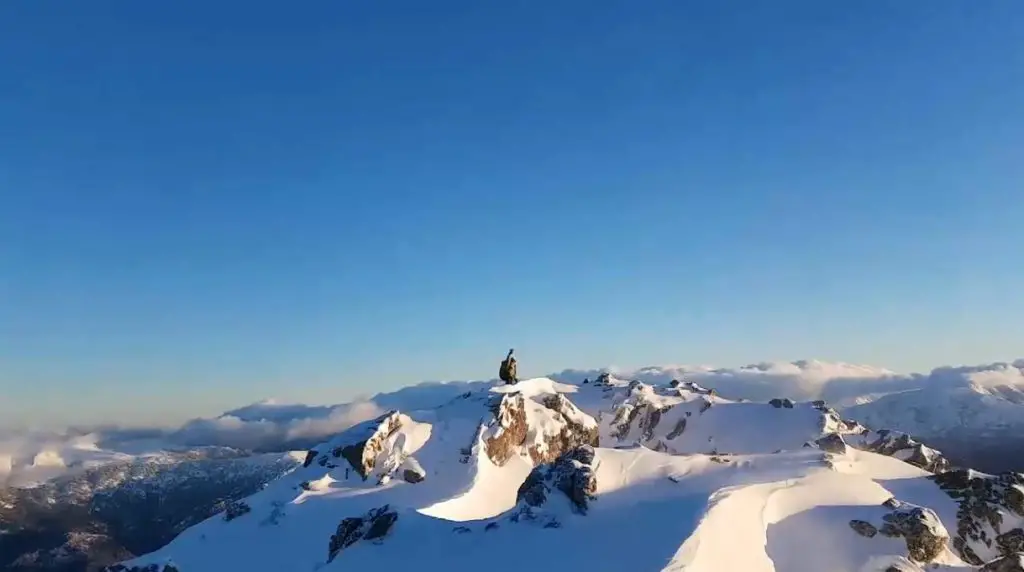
[499,349,517,383]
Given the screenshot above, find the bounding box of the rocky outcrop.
[982,553,1024,572]
[400,456,426,483]
[846,429,952,474]
[483,391,599,467]
[769,398,794,409]
[336,411,404,479]
[223,500,250,521]
[327,505,398,562]
[931,468,1024,565]
[537,394,600,463]
[878,499,949,563]
[852,498,948,563]
[850,519,878,537]
[816,432,849,455]
[483,393,530,466]
[517,446,597,512]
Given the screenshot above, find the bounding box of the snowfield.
[113,375,1024,572]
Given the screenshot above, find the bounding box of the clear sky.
[2,1,1022,429]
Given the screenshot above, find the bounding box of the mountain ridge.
[110,374,1024,572]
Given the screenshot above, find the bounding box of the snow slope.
[114,375,1024,572]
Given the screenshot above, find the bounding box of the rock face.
[877,499,949,563]
[537,394,601,464]
[931,469,1024,565]
[769,398,795,409]
[483,394,530,466]
[515,445,598,516]
[852,499,949,563]
[327,505,398,562]
[816,432,849,455]
[981,553,1024,572]
[336,411,404,479]
[483,391,599,467]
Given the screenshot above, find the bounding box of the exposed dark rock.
[452,526,471,534]
[816,433,848,455]
[850,520,878,538]
[485,522,499,531]
[302,450,317,468]
[999,529,1024,554]
[403,469,425,484]
[666,418,687,440]
[327,505,398,562]
[860,430,951,474]
[223,501,250,522]
[516,445,598,515]
[878,500,948,562]
[931,468,1024,563]
[769,398,794,409]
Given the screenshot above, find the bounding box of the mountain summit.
[110,375,1024,572]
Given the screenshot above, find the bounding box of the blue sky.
[2,1,1022,429]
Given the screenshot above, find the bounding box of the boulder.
[400,456,426,484]
[850,520,878,538]
[327,505,398,562]
[769,398,794,409]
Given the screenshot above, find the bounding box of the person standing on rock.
[499,348,518,384]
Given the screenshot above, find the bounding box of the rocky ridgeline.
[601,378,714,452]
[849,497,950,563]
[930,468,1024,566]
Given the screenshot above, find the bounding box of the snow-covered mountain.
[0,448,302,572]
[111,374,1024,572]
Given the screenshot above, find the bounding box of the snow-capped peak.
[111,374,1024,572]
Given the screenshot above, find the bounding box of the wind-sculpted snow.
[109,373,1024,572]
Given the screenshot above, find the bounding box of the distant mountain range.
[3,358,1023,571]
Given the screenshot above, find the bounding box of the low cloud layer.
[3,358,1022,488]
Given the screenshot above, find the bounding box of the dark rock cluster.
[931,468,1024,565]
[515,445,598,517]
[326,505,398,562]
[848,498,948,564]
